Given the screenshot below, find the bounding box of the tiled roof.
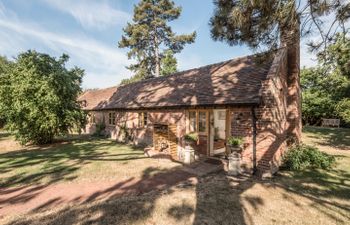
[78,86,117,110]
[79,54,273,110]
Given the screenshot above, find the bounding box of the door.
[211,109,226,156]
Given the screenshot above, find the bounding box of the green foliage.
[336,99,350,124]
[301,34,350,126]
[120,72,146,85]
[227,136,243,147]
[318,33,350,78]
[184,132,198,143]
[161,50,177,76]
[118,0,195,81]
[0,57,10,127]
[0,50,86,145]
[283,144,335,170]
[94,122,106,137]
[210,0,349,53]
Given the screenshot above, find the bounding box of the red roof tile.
[79,55,273,110]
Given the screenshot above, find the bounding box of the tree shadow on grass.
[0,132,12,141]
[303,126,350,150]
[0,135,148,212]
[2,164,350,225]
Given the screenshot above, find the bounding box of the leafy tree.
[318,33,350,78]
[1,50,86,144]
[210,0,349,53]
[119,0,196,81]
[161,49,177,76]
[120,72,146,85]
[301,34,350,125]
[336,99,350,124]
[0,56,11,128]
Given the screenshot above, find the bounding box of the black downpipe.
[251,107,258,175]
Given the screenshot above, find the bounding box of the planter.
[228,145,242,154]
[184,145,195,164]
[228,152,241,176]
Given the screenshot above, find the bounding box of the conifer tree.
[210,0,349,53]
[161,50,177,76]
[119,0,196,81]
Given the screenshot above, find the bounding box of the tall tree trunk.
[154,35,160,77]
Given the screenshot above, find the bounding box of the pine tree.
[210,0,349,53]
[161,50,177,76]
[119,0,196,82]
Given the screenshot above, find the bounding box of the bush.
[94,122,106,137]
[184,133,198,143]
[283,144,335,170]
[227,136,243,147]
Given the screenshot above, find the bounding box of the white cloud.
[0,15,132,88]
[41,0,130,30]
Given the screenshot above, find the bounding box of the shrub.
[94,122,106,137]
[184,133,198,143]
[227,136,243,147]
[283,144,335,170]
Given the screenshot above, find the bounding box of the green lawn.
[0,133,180,188]
[1,127,349,225]
[303,126,350,150]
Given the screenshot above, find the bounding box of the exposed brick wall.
[229,107,254,172]
[83,110,186,156]
[255,49,289,174]
[284,31,302,142]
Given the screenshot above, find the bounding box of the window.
[189,111,197,132]
[198,111,207,132]
[108,112,115,125]
[143,112,148,126]
[90,113,96,124]
[138,112,148,127]
[188,110,207,133]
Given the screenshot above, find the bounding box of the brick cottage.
[78,37,301,175]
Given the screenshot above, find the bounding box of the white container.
[228,153,241,175]
[184,146,195,164]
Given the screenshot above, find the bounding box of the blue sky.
[0,0,316,89]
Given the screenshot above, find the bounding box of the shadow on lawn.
[9,167,350,225]
[0,135,146,209]
[2,161,350,225]
[303,126,350,150]
[0,132,12,141]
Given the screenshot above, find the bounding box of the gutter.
[84,102,261,112]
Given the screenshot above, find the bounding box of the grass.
[302,126,350,150]
[0,132,181,188]
[1,126,350,225]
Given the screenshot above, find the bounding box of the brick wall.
[83,110,186,155]
[255,49,290,175]
[228,48,297,175]
[229,107,254,172]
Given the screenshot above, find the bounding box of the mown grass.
[1,127,350,225]
[0,133,180,188]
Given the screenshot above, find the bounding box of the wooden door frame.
[186,109,211,156]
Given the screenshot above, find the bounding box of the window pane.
[198,112,206,133]
[189,111,196,132]
[144,113,148,126]
[138,113,142,127]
